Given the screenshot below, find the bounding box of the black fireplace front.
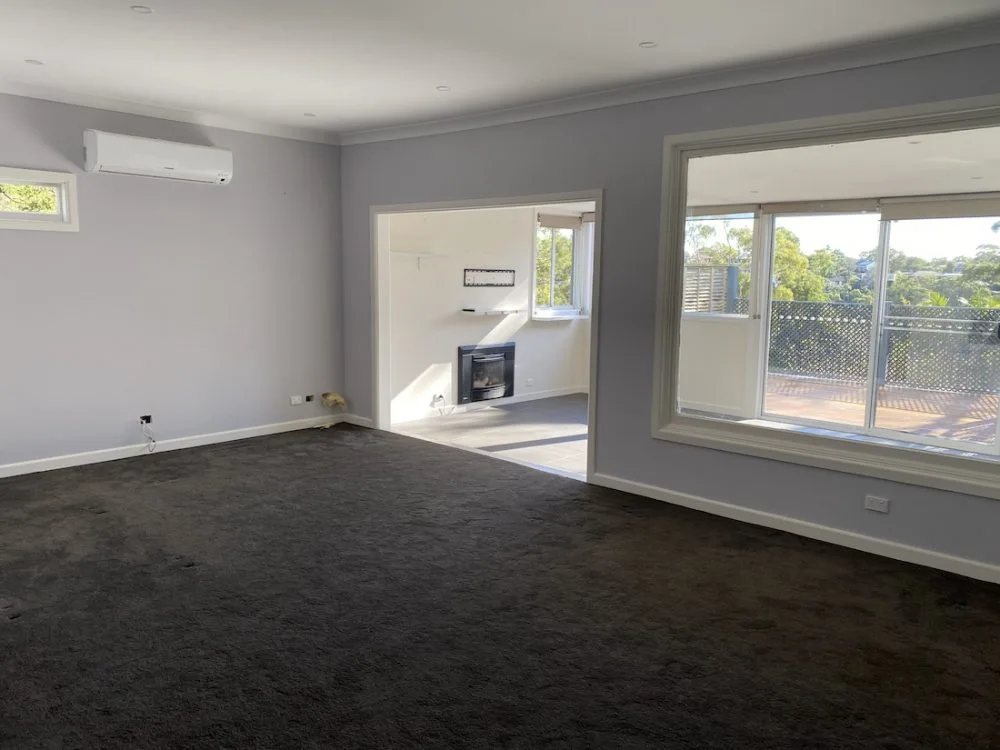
[457,343,515,404]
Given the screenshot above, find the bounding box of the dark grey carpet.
[1,426,999,749]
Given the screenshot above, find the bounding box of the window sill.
[681,313,748,323]
[532,312,589,321]
[654,411,1000,501]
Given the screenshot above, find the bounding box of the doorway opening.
[371,193,602,480]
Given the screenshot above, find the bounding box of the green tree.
[885,274,931,306]
[685,220,754,297]
[772,227,828,301]
[808,246,852,280]
[969,286,1000,309]
[535,228,574,307]
[0,183,58,214]
[927,291,950,306]
[961,247,1000,287]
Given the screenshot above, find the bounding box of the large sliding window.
[659,117,1000,497]
[762,212,882,429]
[872,213,1000,449]
[678,203,1000,456]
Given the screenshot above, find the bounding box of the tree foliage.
[685,219,1000,309]
[535,228,574,307]
[0,183,58,214]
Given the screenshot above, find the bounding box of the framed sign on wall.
[464,268,515,287]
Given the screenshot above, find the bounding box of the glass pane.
[763,214,881,427]
[873,216,1000,447]
[472,358,506,389]
[0,183,60,215]
[677,214,756,419]
[683,216,753,314]
[535,228,552,307]
[552,228,574,306]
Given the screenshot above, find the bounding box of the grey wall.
[0,94,342,465]
[341,45,1000,568]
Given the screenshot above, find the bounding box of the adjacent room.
[3,1,1000,747]
[382,201,595,478]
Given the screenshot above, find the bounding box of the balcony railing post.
[725,265,739,315]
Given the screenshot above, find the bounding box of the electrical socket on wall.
[290,395,304,405]
[525,379,534,387]
[864,495,890,514]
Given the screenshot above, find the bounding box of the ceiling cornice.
[0,82,341,145]
[1,18,998,148]
[339,18,1000,145]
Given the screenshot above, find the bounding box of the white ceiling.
[1,0,999,142]
[687,125,1000,206]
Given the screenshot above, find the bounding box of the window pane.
[683,216,753,314]
[535,228,552,307]
[763,213,881,428]
[873,216,1000,446]
[552,228,574,307]
[0,183,60,215]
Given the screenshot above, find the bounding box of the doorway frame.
[370,190,604,481]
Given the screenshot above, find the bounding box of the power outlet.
[290,395,304,405]
[864,495,890,514]
[138,415,152,425]
[305,394,315,403]
[525,379,534,387]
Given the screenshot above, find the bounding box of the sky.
[780,214,1000,260]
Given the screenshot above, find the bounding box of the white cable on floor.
[141,422,157,453]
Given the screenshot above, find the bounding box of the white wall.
[341,44,1000,574]
[389,207,589,424]
[0,93,341,467]
[678,317,754,416]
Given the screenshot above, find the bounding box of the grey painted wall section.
[0,94,342,465]
[341,45,1000,567]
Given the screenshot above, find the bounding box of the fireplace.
[457,343,515,404]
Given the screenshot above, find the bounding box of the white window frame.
[0,167,79,232]
[653,96,1000,501]
[532,218,593,320]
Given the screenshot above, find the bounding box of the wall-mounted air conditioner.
[83,130,234,185]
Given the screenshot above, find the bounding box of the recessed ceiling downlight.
[130,5,154,13]
[436,85,452,92]
[24,59,45,66]
[638,41,658,49]
[303,112,317,118]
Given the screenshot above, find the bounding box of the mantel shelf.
[459,308,524,317]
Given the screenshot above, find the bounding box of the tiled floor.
[393,394,588,479]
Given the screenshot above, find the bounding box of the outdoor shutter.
[538,213,583,230]
[879,194,1000,221]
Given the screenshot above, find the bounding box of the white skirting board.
[591,473,1000,585]
[0,414,371,479]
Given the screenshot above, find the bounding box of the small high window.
[0,168,79,232]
